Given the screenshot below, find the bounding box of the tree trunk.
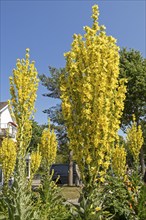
[68,150,73,186]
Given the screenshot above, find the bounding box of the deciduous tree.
[29,119,45,152]
[119,48,146,173]
[39,68,69,162]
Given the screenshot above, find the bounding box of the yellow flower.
[112,144,127,177]
[40,119,57,168]
[126,115,143,164]
[30,150,42,178]
[95,206,101,212]
[0,138,16,184]
[9,49,39,155]
[99,177,105,183]
[60,4,126,184]
[86,155,92,164]
[26,48,30,52]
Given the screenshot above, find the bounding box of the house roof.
[0,102,8,111]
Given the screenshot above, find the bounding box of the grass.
[32,176,82,200]
[60,186,81,200]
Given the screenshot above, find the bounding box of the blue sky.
[0,0,145,125]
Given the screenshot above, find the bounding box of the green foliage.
[29,120,44,152]
[0,50,71,220]
[1,8,146,220]
[0,182,39,220]
[56,153,68,163]
[39,67,69,162]
[71,183,113,220]
[119,48,146,128]
[0,191,8,220]
[37,172,71,220]
[0,50,40,220]
[39,66,62,99]
[119,48,146,172]
[138,185,146,219]
[140,120,146,161]
[100,170,146,220]
[103,176,134,220]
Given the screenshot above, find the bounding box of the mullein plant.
[29,148,42,190]
[125,116,146,219]
[0,50,70,220]
[38,119,71,220]
[102,117,145,219]
[0,49,40,220]
[103,142,132,219]
[0,138,16,193]
[0,139,17,219]
[60,4,126,219]
[126,115,144,172]
[111,144,127,178]
[40,119,57,171]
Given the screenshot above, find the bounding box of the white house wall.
[1,107,13,126]
[0,106,16,141]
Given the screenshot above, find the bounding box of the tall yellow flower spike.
[9,49,39,157]
[40,119,57,169]
[112,144,127,177]
[7,49,39,218]
[0,138,16,184]
[30,149,42,179]
[60,5,126,183]
[126,115,143,164]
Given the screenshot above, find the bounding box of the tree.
[119,48,146,173]
[39,68,73,185]
[119,48,146,128]
[39,67,61,99]
[39,68,69,162]
[29,120,45,152]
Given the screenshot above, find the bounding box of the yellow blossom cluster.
[0,138,16,184]
[60,5,126,182]
[9,49,39,157]
[112,144,127,177]
[30,149,42,179]
[126,116,143,164]
[40,120,57,169]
